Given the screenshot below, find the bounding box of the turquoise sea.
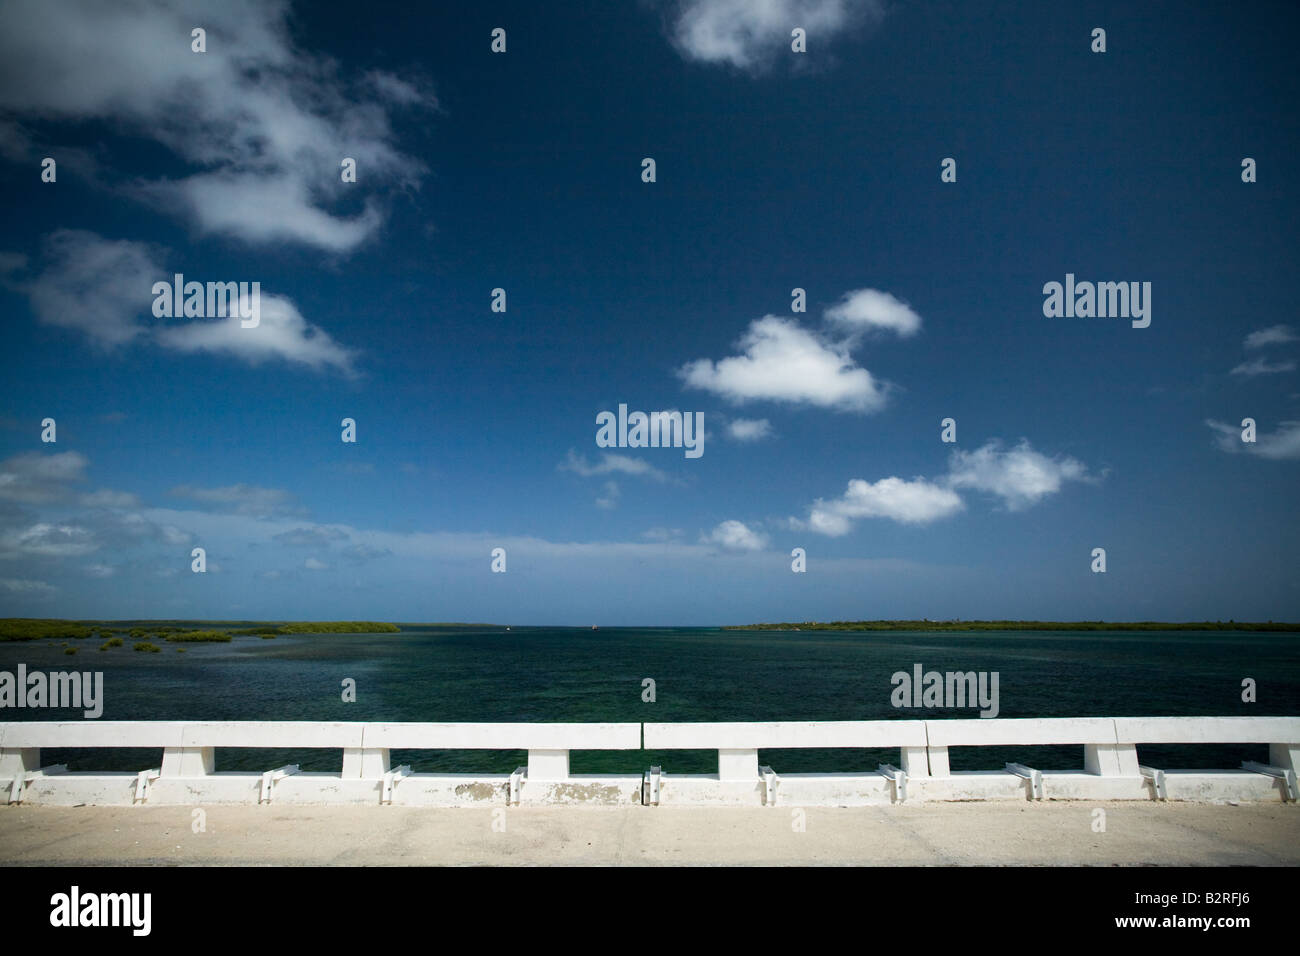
[2,627,1297,775]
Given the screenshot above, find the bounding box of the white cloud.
[1207,419,1300,460]
[156,293,357,374]
[0,522,98,558]
[679,316,887,411]
[825,288,922,338]
[801,477,963,536]
[12,230,357,373]
[304,557,329,571]
[0,0,433,252]
[796,439,1091,534]
[86,563,116,578]
[560,450,670,482]
[664,0,884,70]
[726,418,773,441]
[1230,357,1296,377]
[702,519,769,551]
[17,230,159,347]
[0,451,88,503]
[1244,325,1299,349]
[945,440,1089,510]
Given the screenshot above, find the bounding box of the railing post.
[926,745,951,776]
[1085,743,1138,776]
[900,746,929,777]
[342,747,390,779]
[527,749,569,781]
[718,749,758,781]
[161,747,214,776]
[0,748,40,779]
[1269,742,1299,775]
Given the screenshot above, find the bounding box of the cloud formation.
[0,0,433,252]
[802,477,963,535]
[945,440,1090,510]
[796,439,1092,534]
[168,483,301,518]
[726,418,773,441]
[825,288,922,338]
[679,316,887,411]
[702,519,769,551]
[1230,357,1296,377]
[560,450,671,482]
[1244,325,1298,349]
[0,451,88,503]
[662,0,884,70]
[1207,419,1300,460]
[10,230,357,374]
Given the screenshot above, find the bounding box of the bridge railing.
[1,716,1296,805]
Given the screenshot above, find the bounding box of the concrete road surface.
[2,801,1297,865]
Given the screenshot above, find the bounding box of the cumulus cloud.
[11,230,357,373]
[1244,325,1298,349]
[825,288,922,338]
[725,418,773,441]
[304,557,329,571]
[1207,419,1300,460]
[945,440,1090,510]
[801,477,963,535]
[679,316,887,411]
[1230,357,1296,377]
[662,0,884,70]
[0,0,434,252]
[795,439,1091,534]
[702,519,769,551]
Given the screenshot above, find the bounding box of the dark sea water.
[3,627,1297,775]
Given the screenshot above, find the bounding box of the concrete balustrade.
[643,720,929,805]
[0,721,643,807]
[1,716,1296,807]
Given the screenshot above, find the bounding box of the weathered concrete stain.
[549,782,623,804]
[453,782,499,801]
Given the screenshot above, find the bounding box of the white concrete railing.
[1,716,1296,807]
[645,715,1300,806]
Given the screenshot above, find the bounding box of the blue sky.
[0,0,1297,625]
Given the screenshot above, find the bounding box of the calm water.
[3,627,1297,775]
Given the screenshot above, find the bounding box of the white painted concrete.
[1,717,1296,807]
